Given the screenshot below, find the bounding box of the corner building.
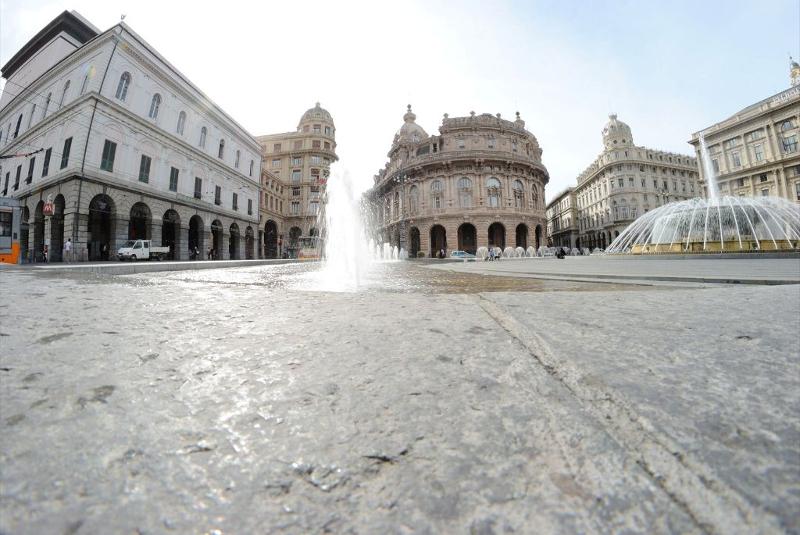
[368,107,548,257]
[256,103,337,258]
[546,187,578,249]
[0,11,262,262]
[574,115,699,249]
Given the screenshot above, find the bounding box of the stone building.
[256,103,337,258]
[368,106,548,257]
[688,60,800,203]
[0,11,262,262]
[574,115,699,250]
[546,187,578,249]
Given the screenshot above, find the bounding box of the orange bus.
[0,198,22,265]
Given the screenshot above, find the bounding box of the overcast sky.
[2,0,799,200]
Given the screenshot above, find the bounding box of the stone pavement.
[0,264,797,534]
[430,255,800,285]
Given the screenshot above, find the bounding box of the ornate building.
[0,11,262,262]
[546,187,578,249]
[574,115,699,249]
[368,107,548,257]
[688,60,800,203]
[256,103,337,258]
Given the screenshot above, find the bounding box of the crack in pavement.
[475,293,784,535]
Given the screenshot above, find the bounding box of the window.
[628,177,634,186]
[169,167,179,191]
[218,139,225,159]
[781,120,796,131]
[324,126,331,135]
[311,155,321,165]
[194,177,202,199]
[458,177,472,208]
[312,140,321,149]
[712,159,720,173]
[177,111,186,135]
[2,173,7,196]
[100,140,117,172]
[60,137,72,169]
[42,148,51,177]
[324,141,330,149]
[796,182,800,201]
[513,179,524,208]
[488,136,495,149]
[291,169,301,182]
[753,144,764,162]
[512,140,518,152]
[136,155,151,183]
[292,156,301,166]
[409,185,419,213]
[618,178,623,187]
[782,135,798,153]
[232,192,238,211]
[235,150,241,168]
[249,160,254,176]
[272,158,281,168]
[731,151,741,168]
[13,165,21,190]
[273,143,281,152]
[310,186,320,198]
[759,173,768,183]
[291,201,300,214]
[28,104,36,128]
[292,187,300,197]
[248,198,253,215]
[80,72,89,95]
[457,138,465,149]
[487,177,501,208]
[43,93,51,119]
[148,94,162,119]
[116,72,131,100]
[199,127,207,148]
[309,201,319,215]
[59,80,70,108]
[214,185,222,205]
[25,158,35,184]
[293,140,303,150]
[761,188,769,197]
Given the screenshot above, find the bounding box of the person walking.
[64,238,72,263]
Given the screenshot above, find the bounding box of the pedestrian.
[207,246,212,260]
[194,246,200,260]
[64,238,72,263]
[101,243,108,260]
[43,244,48,263]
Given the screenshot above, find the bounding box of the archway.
[488,222,505,249]
[33,201,44,262]
[229,223,240,260]
[264,220,278,258]
[162,209,180,260]
[129,202,151,240]
[600,233,606,249]
[457,223,477,254]
[20,206,29,263]
[50,194,65,262]
[409,227,420,257]
[288,226,301,258]
[535,224,542,249]
[429,224,446,257]
[245,226,254,259]
[211,220,223,259]
[515,223,529,249]
[88,194,115,260]
[188,215,203,258]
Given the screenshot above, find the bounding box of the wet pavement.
[0,263,797,534]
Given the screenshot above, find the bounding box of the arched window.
[115,72,131,101]
[199,127,207,148]
[458,177,472,208]
[235,150,241,168]
[409,185,419,213]
[59,80,70,108]
[176,111,186,135]
[42,93,52,119]
[393,191,400,217]
[148,93,161,119]
[487,177,501,208]
[218,139,225,159]
[513,179,524,208]
[431,179,443,209]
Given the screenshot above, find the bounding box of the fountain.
[607,133,800,254]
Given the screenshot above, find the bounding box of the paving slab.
[0,265,797,533]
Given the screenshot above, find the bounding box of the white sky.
[2,0,799,200]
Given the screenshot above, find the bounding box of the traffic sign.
[43,202,54,217]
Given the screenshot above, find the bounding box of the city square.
[1,1,800,534]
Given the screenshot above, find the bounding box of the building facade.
[256,103,337,258]
[0,11,262,262]
[368,107,548,257]
[688,61,800,203]
[546,187,578,249]
[574,115,699,250]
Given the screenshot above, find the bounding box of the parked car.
[117,239,170,261]
[450,250,476,260]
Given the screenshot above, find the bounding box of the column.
[178,225,190,261]
[221,232,230,260]
[43,216,52,262]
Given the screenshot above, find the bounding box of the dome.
[602,113,634,150]
[394,104,428,144]
[299,102,334,127]
[607,196,800,254]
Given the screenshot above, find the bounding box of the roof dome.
[299,102,334,127]
[394,104,428,145]
[602,113,634,150]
